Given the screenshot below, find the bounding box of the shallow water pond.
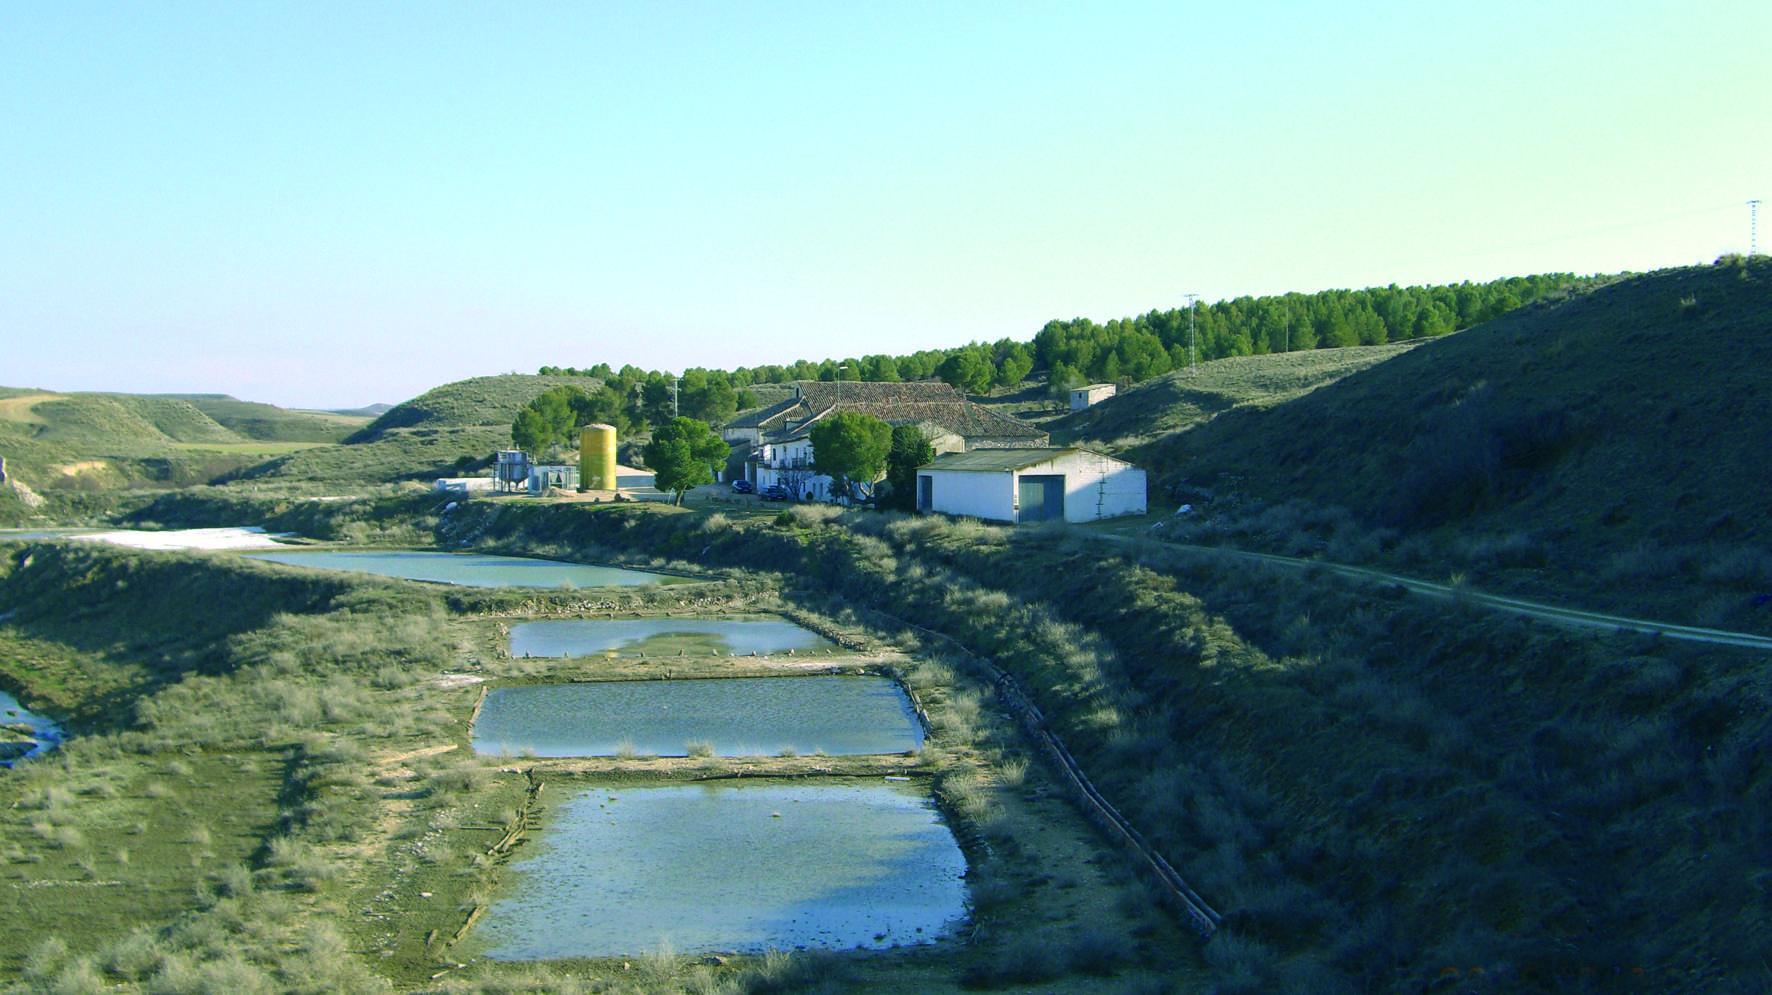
[0,690,63,768]
[472,677,922,757]
[478,781,967,959]
[509,617,834,658]
[244,550,675,588]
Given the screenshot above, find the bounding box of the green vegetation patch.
[0,753,284,974]
[347,374,594,442]
[239,426,513,485]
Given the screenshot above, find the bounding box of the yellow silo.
[580,423,618,491]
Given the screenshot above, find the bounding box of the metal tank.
[579,423,618,491]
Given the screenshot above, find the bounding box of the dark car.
[730,479,754,494]
[760,485,792,502]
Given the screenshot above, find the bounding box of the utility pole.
[670,375,678,418]
[1184,293,1199,373]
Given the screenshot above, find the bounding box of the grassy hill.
[240,374,603,485]
[233,425,511,486]
[1048,341,1426,449]
[345,373,594,442]
[152,394,370,444]
[0,392,366,525]
[1135,256,1772,630]
[1,393,241,449]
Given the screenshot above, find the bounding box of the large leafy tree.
[882,424,935,511]
[809,411,892,504]
[642,416,730,506]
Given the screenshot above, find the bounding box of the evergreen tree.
[883,424,935,511]
[810,411,892,504]
[642,416,730,506]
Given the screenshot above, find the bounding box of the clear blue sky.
[3,1,1765,409]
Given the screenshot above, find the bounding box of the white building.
[727,380,1048,501]
[1070,384,1117,410]
[916,448,1146,524]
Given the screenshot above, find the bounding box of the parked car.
[730,479,754,494]
[760,485,792,502]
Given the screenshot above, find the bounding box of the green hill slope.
[155,395,369,443]
[345,374,594,442]
[3,394,242,448]
[1053,340,1424,447]
[238,374,605,484]
[1140,256,1772,629]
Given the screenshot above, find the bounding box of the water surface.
[510,617,833,657]
[0,690,63,768]
[472,677,922,757]
[245,550,673,588]
[478,781,967,959]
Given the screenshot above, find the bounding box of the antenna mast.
[1184,293,1199,374]
[1752,200,1762,256]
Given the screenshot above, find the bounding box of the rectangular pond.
[477,781,967,960]
[509,617,834,658]
[471,677,923,757]
[243,550,675,588]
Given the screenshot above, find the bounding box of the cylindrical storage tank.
[580,423,618,491]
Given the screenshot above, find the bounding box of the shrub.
[785,503,844,528]
[21,936,70,982]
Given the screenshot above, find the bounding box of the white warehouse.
[916,448,1147,524]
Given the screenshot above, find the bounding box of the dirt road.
[1179,545,1772,651]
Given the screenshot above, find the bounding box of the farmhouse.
[726,381,1048,501]
[916,447,1146,524]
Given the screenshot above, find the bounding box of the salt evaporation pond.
[472,677,922,757]
[509,617,833,658]
[478,781,967,959]
[244,550,675,588]
[1,690,63,768]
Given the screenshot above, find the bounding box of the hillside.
[233,425,512,485]
[238,374,606,485]
[0,392,375,525]
[1137,256,1772,630]
[152,394,370,443]
[1049,341,1424,448]
[345,373,595,442]
[0,393,241,449]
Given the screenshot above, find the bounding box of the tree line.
[1033,273,1587,389]
[536,273,1592,420]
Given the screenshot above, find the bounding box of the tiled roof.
[726,395,801,429]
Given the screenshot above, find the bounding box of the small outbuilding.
[1070,384,1117,410]
[916,447,1146,524]
[526,464,579,495]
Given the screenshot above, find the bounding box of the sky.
[3,1,1766,410]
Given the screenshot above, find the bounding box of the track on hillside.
[1156,544,1772,652]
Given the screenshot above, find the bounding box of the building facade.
[916,448,1146,524]
[727,380,1049,500]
